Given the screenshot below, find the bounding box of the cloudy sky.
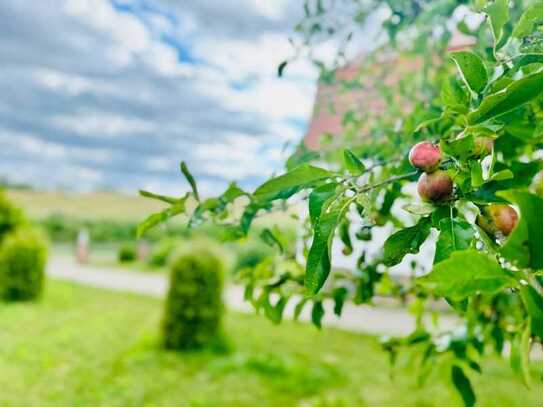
[0,0,331,196]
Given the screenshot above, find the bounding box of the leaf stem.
[341,159,397,184]
[522,270,543,298]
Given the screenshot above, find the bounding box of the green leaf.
[137,196,188,238]
[434,219,475,264]
[285,143,320,171]
[308,182,338,226]
[402,203,435,216]
[383,217,432,266]
[253,164,331,202]
[332,287,348,316]
[511,321,532,388]
[220,182,247,202]
[513,1,543,38]
[239,201,270,234]
[339,219,353,255]
[260,227,285,254]
[419,250,516,301]
[343,149,365,176]
[520,286,543,338]
[293,298,308,321]
[451,51,488,93]
[180,161,199,201]
[311,301,325,329]
[498,190,543,269]
[484,0,509,45]
[139,190,180,205]
[264,296,289,324]
[440,135,475,160]
[451,365,476,407]
[470,160,484,188]
[441,77,469,113]
[190,182,247,227]
[305,196,349,294]
[488,169,514,182]
[468,68,543,124]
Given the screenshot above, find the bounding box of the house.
[303,32,474,150]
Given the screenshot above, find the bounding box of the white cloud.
[65,0,150,53]
[51,111,154,136]
[33,68,94,95]
[142,43,194,77]
[0,0,317,194]
[245,0,287,20]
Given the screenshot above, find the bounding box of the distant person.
[137,240,150,262]
[75,229,90,264]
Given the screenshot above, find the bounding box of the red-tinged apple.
[409,142,442,172]
[417,170,453,203]
[477,204,518,236]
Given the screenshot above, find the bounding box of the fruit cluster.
[408,141,521,237]
[409,142,452,203]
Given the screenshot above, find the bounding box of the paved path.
[47,256,460,336]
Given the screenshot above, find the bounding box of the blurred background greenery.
[1,187,543,406]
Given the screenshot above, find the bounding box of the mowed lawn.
[1,281,543,407]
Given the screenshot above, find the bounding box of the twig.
[356,170,419,194]
[523,270,543,298]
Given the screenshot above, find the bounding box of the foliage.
[0,189,25,243]
[0,227,47,301]
[140,0,543,403]
[232,239,275,273]
[117,243,136,263]
[162,245,225,350]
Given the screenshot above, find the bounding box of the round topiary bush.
[0,227,47,301]
[117,243,137,263]
[162,246,225,350]
[0,190,25,243]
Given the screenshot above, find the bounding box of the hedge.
[0,227,47,301]
[162,245,225,350]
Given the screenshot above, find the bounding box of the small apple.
[417,170,453,203]
[409,142,442,172]
[477,204,518,236]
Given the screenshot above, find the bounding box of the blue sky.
[0,0,326,196]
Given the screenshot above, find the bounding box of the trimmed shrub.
[0,227,47,301]
[162,246,225,350]
[0,191,25,243]
[118,243,137,263]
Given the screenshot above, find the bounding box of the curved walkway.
[47,256,460,337]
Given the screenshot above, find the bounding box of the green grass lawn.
[1,281,542,407]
